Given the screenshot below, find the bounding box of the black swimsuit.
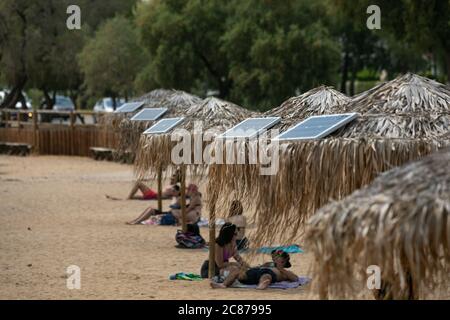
[241,267,277,285]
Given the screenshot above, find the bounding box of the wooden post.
[70,111,75,155]
[6,110,10,128]
[17,111,21,130]
[33,110,39,154]
[180,165,187,233]
[157,166,163,213]
[208,201,217,278]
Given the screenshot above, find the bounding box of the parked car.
[40,95,75,121]
[93,97,125,123]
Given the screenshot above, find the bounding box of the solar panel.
[130,108,168,121]
[143,117,184,134]
[219,117,281,139]
[115,101,145,113]
[274,113,359,141]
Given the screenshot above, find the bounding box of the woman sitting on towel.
[200,223,246,278]
[171,183,202,225]
[226,200,249,250]
[126,183,201,226]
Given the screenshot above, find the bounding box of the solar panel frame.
[218,117,281,139]
[115,101,145,113]
[274,113,359,141]
[130,108,168,121]
[143,117,185,135]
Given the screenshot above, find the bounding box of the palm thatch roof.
[266,85,350,131]
[343,73,450,114]
[206,73,450,245]
[134,97,256,179]
[108,90,202,162]
[305,149,450,299]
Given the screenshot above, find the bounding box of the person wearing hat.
[210,249,298,290]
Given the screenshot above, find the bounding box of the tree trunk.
[218,78,232,99]
[340,50,349,94]
[0,77,27,109]
[446,52,450,84]
[350,66,356,96]
[41,90,56,122]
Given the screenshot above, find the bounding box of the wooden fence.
[0,109,118,156]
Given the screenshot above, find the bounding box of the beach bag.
[160,213,177,225]
[175,230,205,249]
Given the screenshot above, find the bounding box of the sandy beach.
[0,155,314,300]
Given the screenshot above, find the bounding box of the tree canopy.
[0,0,448,111]
[79,16,144,104]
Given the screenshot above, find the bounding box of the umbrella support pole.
[180,165,187,233]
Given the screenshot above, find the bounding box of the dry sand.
[0,155,315,300]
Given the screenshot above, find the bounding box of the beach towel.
[169,273,203,281]
[231,276,311,289]
[240,245,304,254]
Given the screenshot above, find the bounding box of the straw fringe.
[305,149,450,299]
[206,138,450,246]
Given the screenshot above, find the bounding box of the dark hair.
[229,200,243,217]
[271,250,292,268]
[216,223,236,247]
[173,185,180,192]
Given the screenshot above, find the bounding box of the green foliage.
[79,16,145,99]
[136,0,340,110]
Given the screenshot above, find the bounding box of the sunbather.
[226,200,249,250]
[126,183,200,226]
[210,250,298,290]
[200,223,246,278]
[106,170,181,201]
[172,184,202,225]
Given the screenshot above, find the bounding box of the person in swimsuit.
[226,200,249,250]
[171,184,202,225]
[200,223,245,278]
[210,250,298,290]
[106,170,182,201]
[126,183,200,226]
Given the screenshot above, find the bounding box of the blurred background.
[0,0,449,113]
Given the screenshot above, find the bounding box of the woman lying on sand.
[106,170,181,201]
[210,250,298,290]
[126,183,201,225]
[226,200,249,250]
[201,223,246,278]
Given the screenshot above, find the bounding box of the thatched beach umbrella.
[206,73,450,247]
[266,85,350,131]
[306,149,450,299]
[134,96,255,277]
[114,89,202,162]
[135,97,254,229]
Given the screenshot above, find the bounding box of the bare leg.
[126,207,157,225]
[127,182,156,200]
[256,274,272,290]
[210,267,241,289]
[127,182,142,200]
